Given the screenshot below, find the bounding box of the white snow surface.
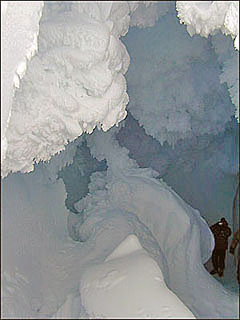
[176,1,239,50]
[1,1,44,163]
[80,234,195,319]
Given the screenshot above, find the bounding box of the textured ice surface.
[176,1,239,50]
[117,113,239,227]
[1,1,44,163]
[1,2,132,178]
[123,12,236,147]
[1,1,239,178]
[1,2,239,318]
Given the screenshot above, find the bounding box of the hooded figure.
[210,218,232,277]
[229,229,240,284]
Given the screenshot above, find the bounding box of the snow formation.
[74,127,238,319]
[80,234,195,319]
[176,1,239,50]
[1,1,44,163]
[1,1,239,178]
[2,127,238,318]
[124,12,236,146]
[1,2,135,178]
[1,3,239,318]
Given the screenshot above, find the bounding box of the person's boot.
[210,269,218,275]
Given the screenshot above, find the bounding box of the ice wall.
[117,113,239,228]
[1,1,239,178]
[123,11,236,147]
[1,1,44,163]
[176,1,239,119]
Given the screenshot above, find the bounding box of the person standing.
[210,218,232,277]
[229,229,240,284]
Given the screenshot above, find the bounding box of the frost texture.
[1,2,135,178]
[211,33,239,121]
[1,1,44,163]
[124,13,235,146]
[130,1,173,28]
[176,1,239,50]
[2,1,238,177]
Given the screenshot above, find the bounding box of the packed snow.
[1,2,239,319]
[80,234,195,319]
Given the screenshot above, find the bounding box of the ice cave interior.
[1,1,239,319]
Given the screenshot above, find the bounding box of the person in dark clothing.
[210,218,232,277]
[229,229,240,284]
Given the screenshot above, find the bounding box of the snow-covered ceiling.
[1,1,239,178]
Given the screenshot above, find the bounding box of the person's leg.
[218,250,226,277]
[211,249,218,274]
[237,258,240,284]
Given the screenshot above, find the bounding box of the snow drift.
[80,234,195,319]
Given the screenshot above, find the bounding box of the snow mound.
[80,234,195,319]
[176,1,239,50]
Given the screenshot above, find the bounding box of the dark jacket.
[230,229,240,256]
[210,222,232,250]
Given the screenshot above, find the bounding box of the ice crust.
[1,2,134,178]
[123,12,236,147]
[176,1,239,50]
[1,1,44,163]
[1,1,239,178]
[1,2,239,318]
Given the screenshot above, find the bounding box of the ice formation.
[2,127,238,318]
[176,1,239,50]
[124,11,236,147]
[1,1,44,163]
[1,1,239,177]
[1,2,239,319]
[1,2,134,178]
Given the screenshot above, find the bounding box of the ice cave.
[1,1,239,319]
